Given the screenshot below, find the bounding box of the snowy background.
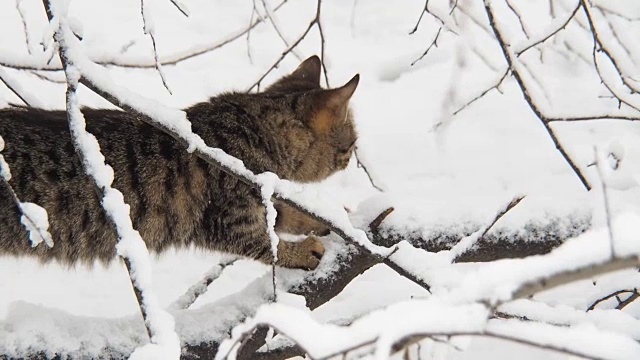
[1,0,640,358]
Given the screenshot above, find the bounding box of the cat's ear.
[289,55,322,86]
[308,74,359,136]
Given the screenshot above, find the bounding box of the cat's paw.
[277,235,325,270]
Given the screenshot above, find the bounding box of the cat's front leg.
[274,201,330,236]
[276,235,325,270]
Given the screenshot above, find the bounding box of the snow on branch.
[44,0,180,358]
[217,297,640,360]
[0,0,289,72]
[0,136,53,248]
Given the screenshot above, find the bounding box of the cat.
[0,55,359,270]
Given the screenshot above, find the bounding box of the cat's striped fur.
[0,56,359,270]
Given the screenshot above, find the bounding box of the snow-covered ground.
[1,0,640,358]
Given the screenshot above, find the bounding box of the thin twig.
[587,288,637,311]
[580,0,640,112]
[617,290,640,310]
[168,0,189,17]
[410,0,430,35]
[15,0,32,54]
[450,195,525,262]
[0,0,289,72]
[505,0,531,38]
[368,207,394,231]
[247,0,327,91]
[411,27,443,66]
[316,0,329,87]
[354,148,384,192]
[141,0,172,94]
[453,69,509,116]
[515,1,581,56]
[260,0,302,61]
[593,147,615,256]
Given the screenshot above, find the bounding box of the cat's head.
[265,56,359,183]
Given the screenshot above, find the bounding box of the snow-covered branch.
[0,136,54,248]
[43,0,180,358]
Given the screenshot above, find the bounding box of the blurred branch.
[0,70,32,107]
[248,0,329,91]
[0,0,289,72]
[453,68,509,116]
[169,257,238,311]
[260,0,303,61]
[512,255,640,300]
[15,0,32,54]
[354,148,385,192]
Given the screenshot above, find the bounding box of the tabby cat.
[0,56,359,270]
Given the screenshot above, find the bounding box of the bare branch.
[411,27,443,66]
[580,0,640,112]
[410,0,430,35]
[316,0,330,87]
[514,1,581,56]
[593,147,615,256]
[15,0,32,54]
[587,288,638,311]
[247,0,327,91]
[354,148,385,192]
[168,0,189,17]
[453,68,509,116]
[483,0,592,191]
[505,0,531,38]
[141,0,172,94]
[617,290,640,310]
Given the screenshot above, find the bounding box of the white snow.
[19,202,54,248]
